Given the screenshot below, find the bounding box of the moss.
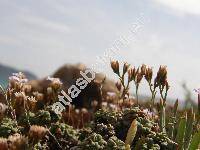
[94,109,121,126]
[78,133,107,150]
[94,107,178,150]
[0,118,19,138]
[34,110,51,126]
[105,136,125,150]
[78,127,93,141]
[49,123,79,149]
[92,123,115,140]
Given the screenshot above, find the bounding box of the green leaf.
[176,117,186,150]
[188,130,200,150]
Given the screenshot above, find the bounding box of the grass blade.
[176,116,186,150]
[184,110,194,149]
[188,130,200,150]
[125,119,137,147]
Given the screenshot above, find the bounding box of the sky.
[0,0,200,100]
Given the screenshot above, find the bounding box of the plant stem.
[136,85,139,106]
[160,101,166,133]
[47,130,62,149]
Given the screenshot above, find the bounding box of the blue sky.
[0,0,200,100]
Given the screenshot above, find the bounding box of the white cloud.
[153,0,200,15]
[0,36,22,46]
[19,15,71,34]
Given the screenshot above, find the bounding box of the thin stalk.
[24,101,31,127]
[160,104,166,133]
[136,85,139,106]
[47,130,62,149]
[148,82,156,106]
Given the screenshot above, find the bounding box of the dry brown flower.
[8,133,28,150]
[47,77,63,90]
[33,92,44,101]
[0,138,8,150]
[14,92,27,105]
[8,72,28,91]
[22,84,32,93]
[29,125,48,141]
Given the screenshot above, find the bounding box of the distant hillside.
[0,63,37,87]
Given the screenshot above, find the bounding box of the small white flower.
[9,76,20,82]
[47,76,61,83]
[28,96,37,103]
[47,76,62,89]
[9,72,28,83]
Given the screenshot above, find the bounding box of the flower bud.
[136,72,143,84]
[128,67,136,81]
[155,66,167,87]
[111,61,119,75]
[145,67,153,82]
[115,81,122,91]
[141,64,146,75]
[123,62,130,74]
